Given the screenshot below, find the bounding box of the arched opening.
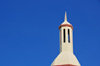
[63,29,66,43]
[68,29,70,43]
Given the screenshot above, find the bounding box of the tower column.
[59,12,73,53]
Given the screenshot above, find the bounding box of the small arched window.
[63,29,66,43]
[68,29,70,43]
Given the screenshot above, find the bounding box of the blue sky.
[0,0,100,66]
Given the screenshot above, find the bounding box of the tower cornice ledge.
[59,24,73,30]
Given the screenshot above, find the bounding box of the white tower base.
[51,52,80,66]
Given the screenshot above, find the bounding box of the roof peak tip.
[64,11,67,21]
[62,11,71,25]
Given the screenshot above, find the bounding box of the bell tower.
[51,12,81,66]
[59,12,73,53]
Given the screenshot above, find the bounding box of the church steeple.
[59,12,73,52]
[51,12,80,66]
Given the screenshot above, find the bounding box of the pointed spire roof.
[61,12,70,25]
[59,12,73,29]
[64,11,67,21]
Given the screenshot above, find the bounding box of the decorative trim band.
[54,64,76,66]
[59,24,73,30]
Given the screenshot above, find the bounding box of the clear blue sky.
[0,0,100,66]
